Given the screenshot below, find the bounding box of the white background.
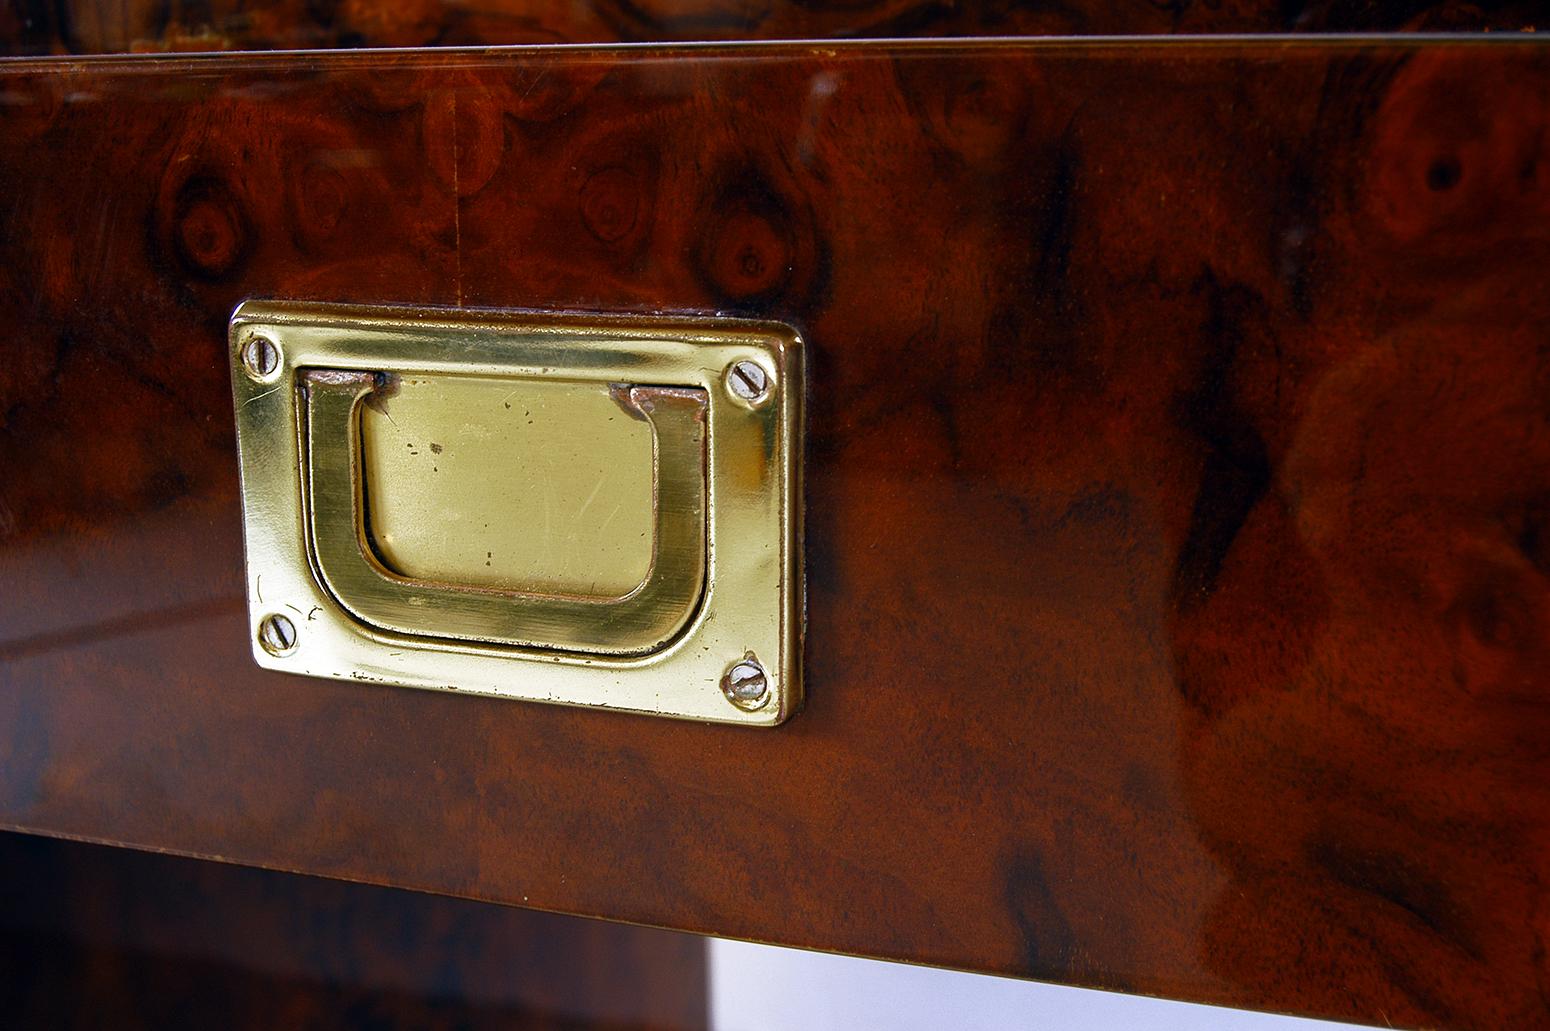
[709,939,1368,1031]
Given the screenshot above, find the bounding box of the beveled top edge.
[2,32,1545,73]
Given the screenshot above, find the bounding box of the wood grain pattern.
[1,40,1548,1030]
[1,0,1547,55]
[0,831,708,1029]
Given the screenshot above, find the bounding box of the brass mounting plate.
[229,301,803,726]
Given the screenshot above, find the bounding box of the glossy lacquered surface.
[0,40,1547,1030]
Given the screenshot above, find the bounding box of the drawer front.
[2,39,1548,1030]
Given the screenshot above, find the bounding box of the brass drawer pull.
[229,301,803,724]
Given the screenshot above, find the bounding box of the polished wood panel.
[0,831,708,1028]
[0,0,1545,54]
[1,40,1548,1030]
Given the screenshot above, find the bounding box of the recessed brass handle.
[303,370,708,657]
[231,301,801,724]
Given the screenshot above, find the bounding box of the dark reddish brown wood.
[1,40,1548,1030]
[0,0,1545,54]
[0,831,708,1028]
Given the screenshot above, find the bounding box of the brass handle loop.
[303,370,708,657]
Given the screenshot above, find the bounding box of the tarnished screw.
[721,655,770,711]
[726,360,771,404]
[257,613,297,656]
[240,335,281,380]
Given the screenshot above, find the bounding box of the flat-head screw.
[726,360,771,404]
[257,613,297,656]
[722,655,770,711]
[240,335,281,380]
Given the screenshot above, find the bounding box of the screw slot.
[725,360,772,405]
[721,654,770,711]
[240,335,281,381]
[257,613,297,656]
